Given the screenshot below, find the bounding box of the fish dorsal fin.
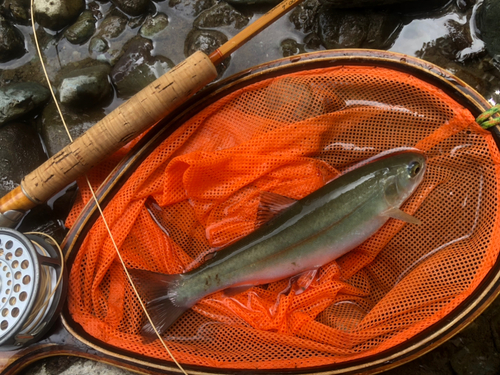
[383,207,421,225]
[256,191,297,227]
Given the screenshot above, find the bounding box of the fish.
[131,150,426,338]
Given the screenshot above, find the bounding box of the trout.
[131,151,426,337]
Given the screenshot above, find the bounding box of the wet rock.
[33,0,85,30]
[57,64,112,107]
[111,36,174,99]
[139,12,169,37]
[185,29,229,76]
[89,36,108,53]
[169,0,217,18]
[39,102,106,156]
[0,82,50,126]
[280,39,306,57]
[1,0,31,24]
[417,19,473,62]
[64,10,97,45]
[96,9,128,39]
[111,0,151,17]
[0,122,47,197]
[477,0,500,59]
[318,0,433,7]
[194,2,249,29]
[317,7,402,49]
[0,15,25,62]
[449,316,500,375]
[88,9,127,59]
[290,0,320,34]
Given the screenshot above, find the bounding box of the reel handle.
[0,51,217,218]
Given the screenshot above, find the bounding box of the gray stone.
[0,122,47,197]
[33,0,85,30]
[111,0,151,17]
[318,8,402,50]
[20,357,135,375]
[97,10,128,39]
[88,10,127,58]
[139,13,169,37]
[318,0,432,7]
[225,0,279,3]
[289,0,320,34]
[0,15,25,62]
[64,10,97,45]
[39,102,106,156]
[1,0,31,24]
[280,39,306,57]
[477,0,500,59]
[57,64,112,107]
[0,82,50,126]
[184,29,229,76]
[111,37,174,98]
[89,36,109,53]
[193,2,249,30]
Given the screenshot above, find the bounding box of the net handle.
[0,51,217,213]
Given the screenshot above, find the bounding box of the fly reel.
[0,228,66,351]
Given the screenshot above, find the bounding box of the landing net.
[66,65,500,369]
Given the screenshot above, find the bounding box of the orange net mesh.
[66,65,500,369]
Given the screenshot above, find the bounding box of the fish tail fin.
[128,269,188,341]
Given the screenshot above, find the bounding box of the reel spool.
[0,228,66,351]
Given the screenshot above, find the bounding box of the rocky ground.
[2,0,500,373]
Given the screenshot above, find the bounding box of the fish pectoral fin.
[256,191,297,227]
[382,207,421,225]
[293,269,318,295]
[223,285,253,297]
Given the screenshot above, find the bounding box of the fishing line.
[29,4,188,374]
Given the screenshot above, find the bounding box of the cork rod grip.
[17,51,217,209]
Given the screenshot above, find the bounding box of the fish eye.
[408,161,422,178]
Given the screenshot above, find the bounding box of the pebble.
[193,2,250,29]
[111,36,173,98]
[317,7,402,49]
[64,10,97,45]
[110,0,151,17]
[477,0,500,59]
[33,0,85,30]
[57,64,112,107]
[1,0,31,24]
[139,13,169,37]
[0,82,50,126]
[0,15,25,62]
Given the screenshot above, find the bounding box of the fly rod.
[0,0,305,228]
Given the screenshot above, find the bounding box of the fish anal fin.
[128,268,189,342]
[257,191,297,227]
[223,285,253,297]
[293,269,318,295]
[383,207,421,225]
